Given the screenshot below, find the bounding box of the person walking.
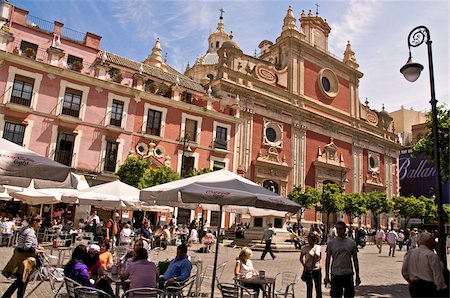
[386,229,398,257]
[375,227,385,254]
[260,223,276,260]
[300,232,322,298]
[324,221,360,298]
[401,232,447,297]
[2,216,44,298]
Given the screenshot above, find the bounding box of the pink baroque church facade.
[185,7,400,227]
[0,2,400,228]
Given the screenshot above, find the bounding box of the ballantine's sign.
[399,148,449,204]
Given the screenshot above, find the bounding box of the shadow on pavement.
[355,283,409,298]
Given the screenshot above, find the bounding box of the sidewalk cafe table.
[108,272,130,297]
[45,246,74,267]
[236,276,276,298]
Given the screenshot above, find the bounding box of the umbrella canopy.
[0,138,70,182]
[62,180,140,209]
[140,169,300,213]
[140,169,300,298]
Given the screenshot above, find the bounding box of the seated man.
[121,248,159,289]
[159,244,192,288]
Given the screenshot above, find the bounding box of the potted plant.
[12,47,19,55]
[24,47,36,59]
[114,71,123,83]
[72,60,83,72]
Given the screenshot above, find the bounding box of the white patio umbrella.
[140,169,300,297]
[62,180,140,210]
[0,138,70,182]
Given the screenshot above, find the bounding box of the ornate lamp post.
[400,25,446,267]
[180,133,191,177]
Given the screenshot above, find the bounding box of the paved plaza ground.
[0,242,415,297]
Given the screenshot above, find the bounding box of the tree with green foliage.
[412,105,450,181]
[393,196,426,229]
[342,192,367,225]
[116,156,179,189]
[185,167,212,177]
[418,195,438,225]
[143,166,180,187]
[365,191,393,228]
[288,186,321,226]
[319,183,344,233]
[443,205,450,224]
[116,156,153,188]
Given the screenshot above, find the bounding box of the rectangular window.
[146,109,162,136]
[10,75,34,107]
[182,156,195,177]
[254,217,263,227]
[67,54,83,71]
[62,88,82,118]
[210,211,220,226]
[55,132,75,166]
[214,126,228,150]
[104,141,118,172]
[274,218,283,228]
[182,92,192,103]
[20,41,38,58]
[212,161,226,171]
[185,119,197,142]
[3,122,25,145]
[110,100,124,127]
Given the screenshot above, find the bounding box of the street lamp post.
[400,25,446,267]
[180,133,191,177]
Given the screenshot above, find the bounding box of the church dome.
[222,39,240,49]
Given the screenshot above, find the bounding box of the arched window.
[216,41,220,48]
[207,74,214,82]
[263,180,279,194]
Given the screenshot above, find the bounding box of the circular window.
[264,121,282,147]
[263,180,279,194]
[266,127,277,142]
[317,68,339,99]
[154,146,165,158]
[136,142,148,156]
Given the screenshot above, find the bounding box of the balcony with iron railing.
[26,14,86,43]
[54,150,73,166]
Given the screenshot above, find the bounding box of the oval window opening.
[322,77,331,92]
[266,127,277,142]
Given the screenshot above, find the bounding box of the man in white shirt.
[402,232,447,297]
[375,227,385,254]
[386,229,398,257]
[260,223,277,260]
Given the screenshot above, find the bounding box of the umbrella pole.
[39,204,43,217]
[210,204,222,298]
[51,204,54,221]
[112,208,117,253]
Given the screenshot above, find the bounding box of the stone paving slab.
[0,243,415,297]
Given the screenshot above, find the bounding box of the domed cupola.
[207,9,231,54]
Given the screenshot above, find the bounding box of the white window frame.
[177,149,199,175]
[213,121,231,150]
[57,80,90,120]
[49,126,81,168]
[263,119,283,148]
[210,156,229,170]
[181,113,202,144]
[105,93,129,129]
[4,66,43,110]
[143,103,167,137]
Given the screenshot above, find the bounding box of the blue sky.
[10,0,449,113]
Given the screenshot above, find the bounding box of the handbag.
[301,270,312,281]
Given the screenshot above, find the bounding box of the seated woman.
[203,230,215,253]
[119,224,133,245]
[85,244,114,296]
[234,247,260,295]
[64,244,91,286]
[98,240,113,270]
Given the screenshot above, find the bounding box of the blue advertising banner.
[399,148,450,204]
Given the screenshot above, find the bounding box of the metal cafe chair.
[122,287,166,298]
[74,286,113,298]
[274,271,298,298]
